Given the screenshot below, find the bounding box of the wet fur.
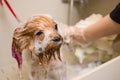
[13,15,66,80]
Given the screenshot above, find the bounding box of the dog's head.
[12,15,63,65]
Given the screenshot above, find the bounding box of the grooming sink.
[0,56,120,80]
[72,56,120,80]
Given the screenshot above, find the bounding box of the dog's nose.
[53,37,61,42]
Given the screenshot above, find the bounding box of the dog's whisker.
[57,49,62,61]
[44,54,48,60]
[38,54,45,64]
[48,50,52,62]
[52,51,56,60]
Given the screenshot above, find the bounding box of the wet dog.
[12,15,66,80]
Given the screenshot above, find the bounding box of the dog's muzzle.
[38,35,63,64]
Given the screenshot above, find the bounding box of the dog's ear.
[12,26,34,69]
[12,28,23,70]
[13,27,31,52]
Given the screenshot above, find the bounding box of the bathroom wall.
[70,0,120,25]
[0,0,68,68]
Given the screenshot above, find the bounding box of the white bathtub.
[0,56,120,80]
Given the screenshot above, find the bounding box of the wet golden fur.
[13,15,66,80]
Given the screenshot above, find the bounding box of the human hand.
[58,23,74,44]
[58,23,90,46]
[70,26,90,46]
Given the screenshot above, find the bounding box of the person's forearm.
[84,15,120,42]
[71,15,120,44]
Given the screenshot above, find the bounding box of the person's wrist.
[70,27,89,44]
[69,27,75,37]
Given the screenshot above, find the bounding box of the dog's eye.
[54,24,58,30]
[36,31,43,36]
